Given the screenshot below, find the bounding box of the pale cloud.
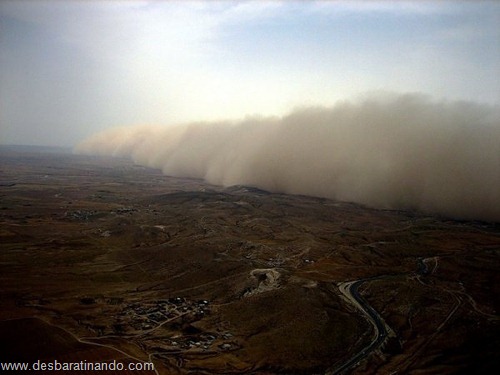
[1,1,499,146]
[308,0,454,16]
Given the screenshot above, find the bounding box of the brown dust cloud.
[75,93,500,222]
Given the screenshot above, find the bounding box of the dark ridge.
[147,190,233,204]
[225,185,273,195]
[0,145,72,154]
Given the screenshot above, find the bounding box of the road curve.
[327,278,389,375]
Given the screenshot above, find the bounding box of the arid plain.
[0,146,498,374]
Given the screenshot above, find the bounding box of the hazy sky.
[1,0,499,147]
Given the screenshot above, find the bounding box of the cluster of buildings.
[117,297,210,332]
[112,298,238,352]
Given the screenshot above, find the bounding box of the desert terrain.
[0,146,498,374]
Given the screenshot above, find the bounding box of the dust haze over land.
[75,93,500,222]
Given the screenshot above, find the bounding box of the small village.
[116,297,210,333]
[112,297,239,353]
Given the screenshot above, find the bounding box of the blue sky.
[1,0,499,146]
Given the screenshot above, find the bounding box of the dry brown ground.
[0,146,498,374]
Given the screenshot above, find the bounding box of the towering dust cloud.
[75,94,500,222]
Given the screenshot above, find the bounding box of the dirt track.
[1,146,499,374]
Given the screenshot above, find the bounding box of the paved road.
[328,256,442,374]
[327,278,389,375]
